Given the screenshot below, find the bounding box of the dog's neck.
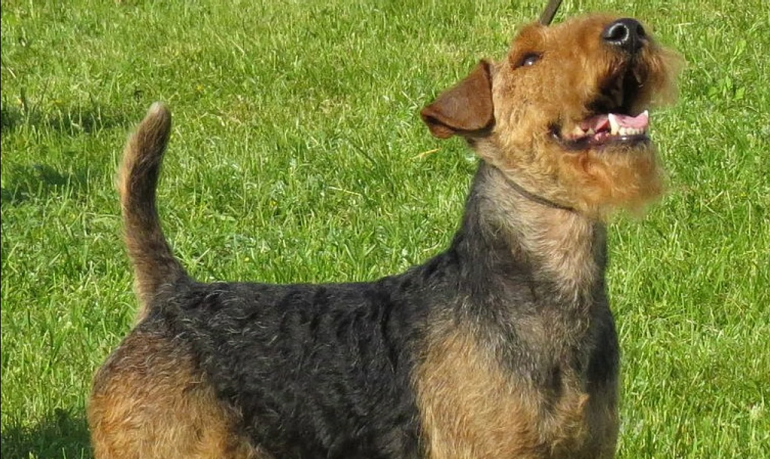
[445,162,613,383]
[454,161,607,305]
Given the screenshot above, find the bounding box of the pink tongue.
[615,112,649,129]
[581,112,649,131]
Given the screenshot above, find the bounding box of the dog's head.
[422,14,682,218]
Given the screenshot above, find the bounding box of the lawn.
[1,0,767,457]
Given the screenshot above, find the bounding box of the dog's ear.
[421,60,494,139]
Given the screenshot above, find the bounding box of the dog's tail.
[119,102,187,318]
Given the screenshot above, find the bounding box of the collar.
[506,177,575,212]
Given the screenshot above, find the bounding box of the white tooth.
[586,128,595,136]
[608,114,620,135]
[571,126,586,138]
[619,127,629,136]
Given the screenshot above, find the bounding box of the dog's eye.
[519,53,541,68]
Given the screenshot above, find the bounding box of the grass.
[1,0,767,457]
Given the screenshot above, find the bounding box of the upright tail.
[119,103,186,319]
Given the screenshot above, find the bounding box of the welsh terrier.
[88,13,680,459]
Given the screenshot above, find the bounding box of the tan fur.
[416,327,617,459]
[416,13,680,458]
[88,327,263,458]
[475,171,601,297]
[118,103,185,321]
[425,15,682,220]
[487,15,681,218]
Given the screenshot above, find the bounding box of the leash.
[539,0,564,25]
[511,0,568,211]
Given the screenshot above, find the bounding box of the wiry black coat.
[158,278,429,458]
[149,163,619,459]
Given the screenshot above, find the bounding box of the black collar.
[506,177,575,212]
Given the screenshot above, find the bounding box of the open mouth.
[554,66,651,150]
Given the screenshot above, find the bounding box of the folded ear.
[420,60,495,139]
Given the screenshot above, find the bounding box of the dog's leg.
[88,323,262,458]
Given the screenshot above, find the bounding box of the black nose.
[602,18,646,54]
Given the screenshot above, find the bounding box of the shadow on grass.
[1,103,23,133]
[1,97,126,206]
[1,408,91,459]
[1,98,130,135]
[0,163,91,205]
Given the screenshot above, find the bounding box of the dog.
[88,13,680,459]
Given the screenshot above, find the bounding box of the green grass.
[1,0,767,457]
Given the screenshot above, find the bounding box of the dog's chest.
[414,325,618,458]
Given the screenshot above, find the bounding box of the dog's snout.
[602,18,646,54]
